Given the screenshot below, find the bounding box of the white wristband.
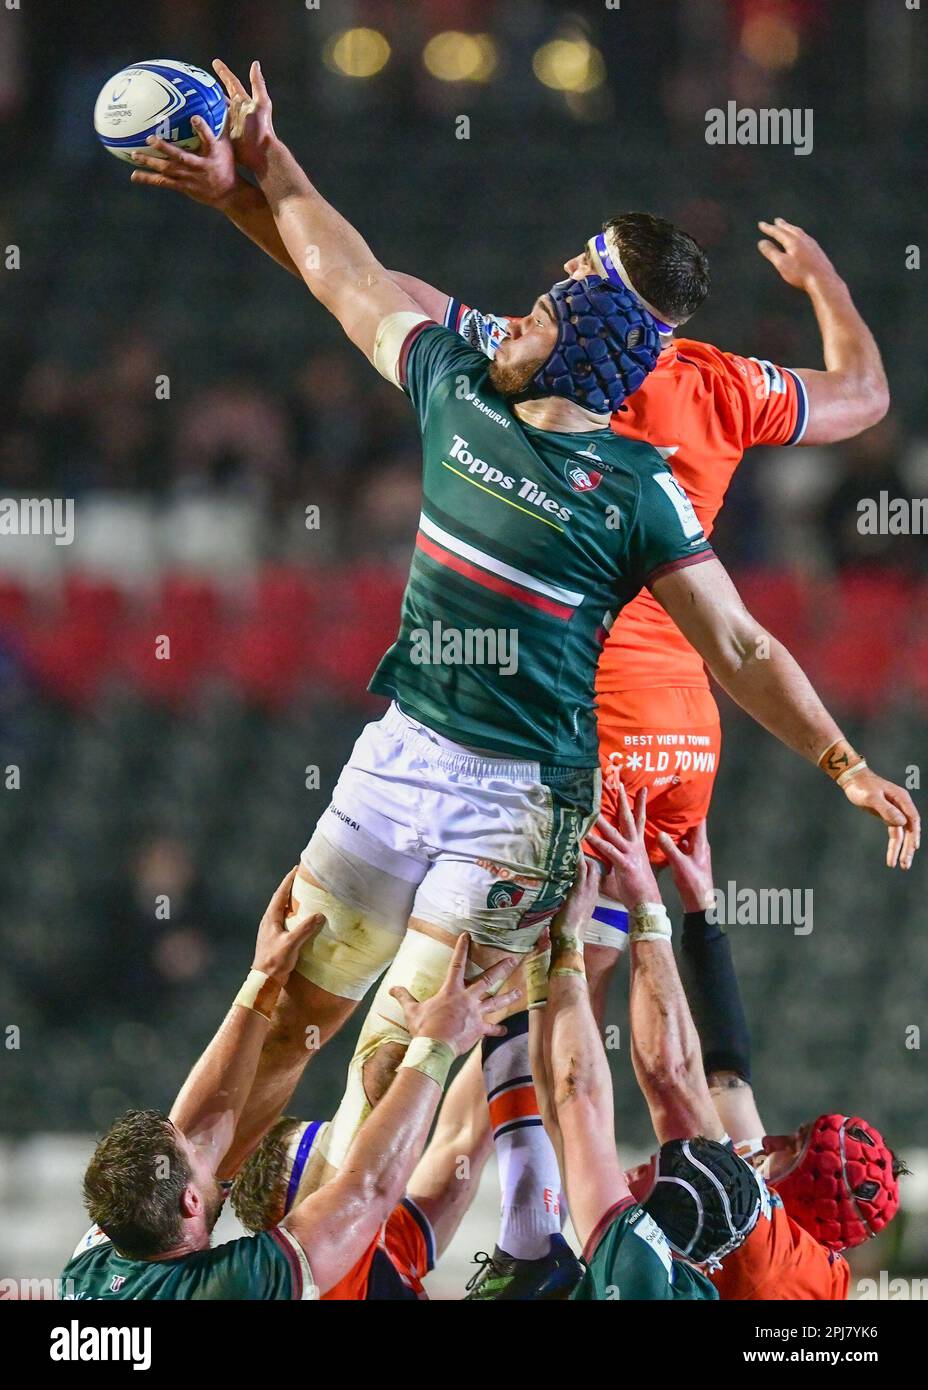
[836,759,868,788]
[629,902,673,944]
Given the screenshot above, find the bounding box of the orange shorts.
[593,686,721,866]
[322,1197,433,1301]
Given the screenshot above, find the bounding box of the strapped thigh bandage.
[287,868,405,1002]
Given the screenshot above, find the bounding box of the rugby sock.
[680,909,752,1081]
[483,1010,562,1260]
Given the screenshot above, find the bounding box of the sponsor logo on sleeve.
[652,471,704,539]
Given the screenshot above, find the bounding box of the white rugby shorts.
[303,702,600,957]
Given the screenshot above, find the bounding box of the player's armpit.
[387,270,452,325]
[282,1068,438,1294]
[281,1179,376,1296]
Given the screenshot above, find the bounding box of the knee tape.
[287,871,403,1002]
[318,928,454,1170]
[583,896,629,952]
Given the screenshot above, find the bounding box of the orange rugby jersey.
[598,340,808,692]
[710,1184,849,1302]
[322,1198,434,1301]
[444,304,808,693]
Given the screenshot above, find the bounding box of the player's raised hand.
[224,59,277,174]
[657,820,715,913]
[251,867,325,983]
[129,114,238,207]
[839,770,920,870]
[212,58,250,104]
[550,853,599,954]
[757,218,838,292]
[389,935,521,1056]
[587,784,662,910]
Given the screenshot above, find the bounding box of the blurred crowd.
[5,328,928,581]
[0,1,925,1152]
[0,0,924,584]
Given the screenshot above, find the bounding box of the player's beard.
[488,354,545,397]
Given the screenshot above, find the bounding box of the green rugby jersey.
[572,1200,718,1301]
[61,1225,314,1300]
[369,324,714,766]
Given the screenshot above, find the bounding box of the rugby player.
[405,219,911,1290]
[542,849,760,1299]
[582,802,905,1299]
[61,871,519,1299]
[654,818,905,1298]
[230,1047,508,1299]
[130,60,918,1297]
[129,70,905,903]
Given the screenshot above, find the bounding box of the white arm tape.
[629,902,673,944]
[373,311,432,387]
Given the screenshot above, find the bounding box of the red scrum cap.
[773,1114,901,1251]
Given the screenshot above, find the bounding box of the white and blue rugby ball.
[94,59,227,163]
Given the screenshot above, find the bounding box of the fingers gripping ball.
[774,1114,902,1251]
[530,276,662,414]
[94,60,228,163]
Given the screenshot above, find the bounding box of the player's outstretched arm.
[169,869,324,1175]
[127,61,299,278]
[283,938,519,1296]
[652,557,920,869]
[131,134,299,279]
[405,1046,493,1260]
[131,118,451,317]
[544,859,631,1249]
[656,822,767,1147]
[758,218,889,444]
[131,61,460,318]
[218,60,427,364]
[586,791,725,1147]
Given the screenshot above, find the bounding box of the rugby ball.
[94,59,227,163]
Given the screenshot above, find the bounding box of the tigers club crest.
[486,881,525,909]
[565,460,603,493]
